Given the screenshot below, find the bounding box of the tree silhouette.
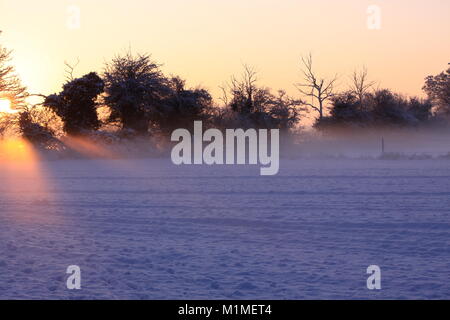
[349,67,375,109]
[0,31,27,109]
[103,52,171,135]
[315,89,433,130]
[296,54,337,120]
[149,76,213,135]
[221,66,302,130]
[423,66,450,116]
[225,65,260,114]
[18,107,56,145]
[44,72,104,135]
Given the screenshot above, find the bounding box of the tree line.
[1,32,449,149]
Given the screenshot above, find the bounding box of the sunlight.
[0,138,57,224]
[0,138,39,162]
[0,98,18,114]
[62,136,117,159]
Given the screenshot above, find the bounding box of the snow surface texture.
[0,159,449,299]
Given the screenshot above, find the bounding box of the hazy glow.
[0,99,17,114]
[1,0,449,102]
[0,139,57,223]
[62,136,117,159]
[0,138,38,162]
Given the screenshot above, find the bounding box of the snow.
[0,158,449,299]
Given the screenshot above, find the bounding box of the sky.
[1,0,449,104]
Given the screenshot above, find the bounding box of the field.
[0,158,449,299]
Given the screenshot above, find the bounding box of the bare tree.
[220,65,303,130]
[64,57,80,82]
[227,65,259,113]
[219,84,229,106]
[350,67,375,108]
[296,54,337,120]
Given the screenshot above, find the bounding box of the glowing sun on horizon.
[0,99,17,114]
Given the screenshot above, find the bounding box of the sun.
[0,99,17,114]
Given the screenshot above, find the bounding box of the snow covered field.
[0,158,449,299]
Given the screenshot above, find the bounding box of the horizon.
[1,0,449,105]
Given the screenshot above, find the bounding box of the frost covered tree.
[315,89,433,130]
[267,90,303,131]
[103,52,171,135]
[407,98,433,123]
[423,66,450,117]
[44,72,104,135]
[225,65,260,114]
[18,108,56,146]
[0,31,27,109]
[149,76,213,135]
[220,66,302,131]
[314,92,369,129]
[370,90,418,126]
[0,113,16,138]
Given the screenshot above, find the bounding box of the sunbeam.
[0,138,57,223]
[61,136,118,159]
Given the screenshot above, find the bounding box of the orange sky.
[1,0,449,104]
